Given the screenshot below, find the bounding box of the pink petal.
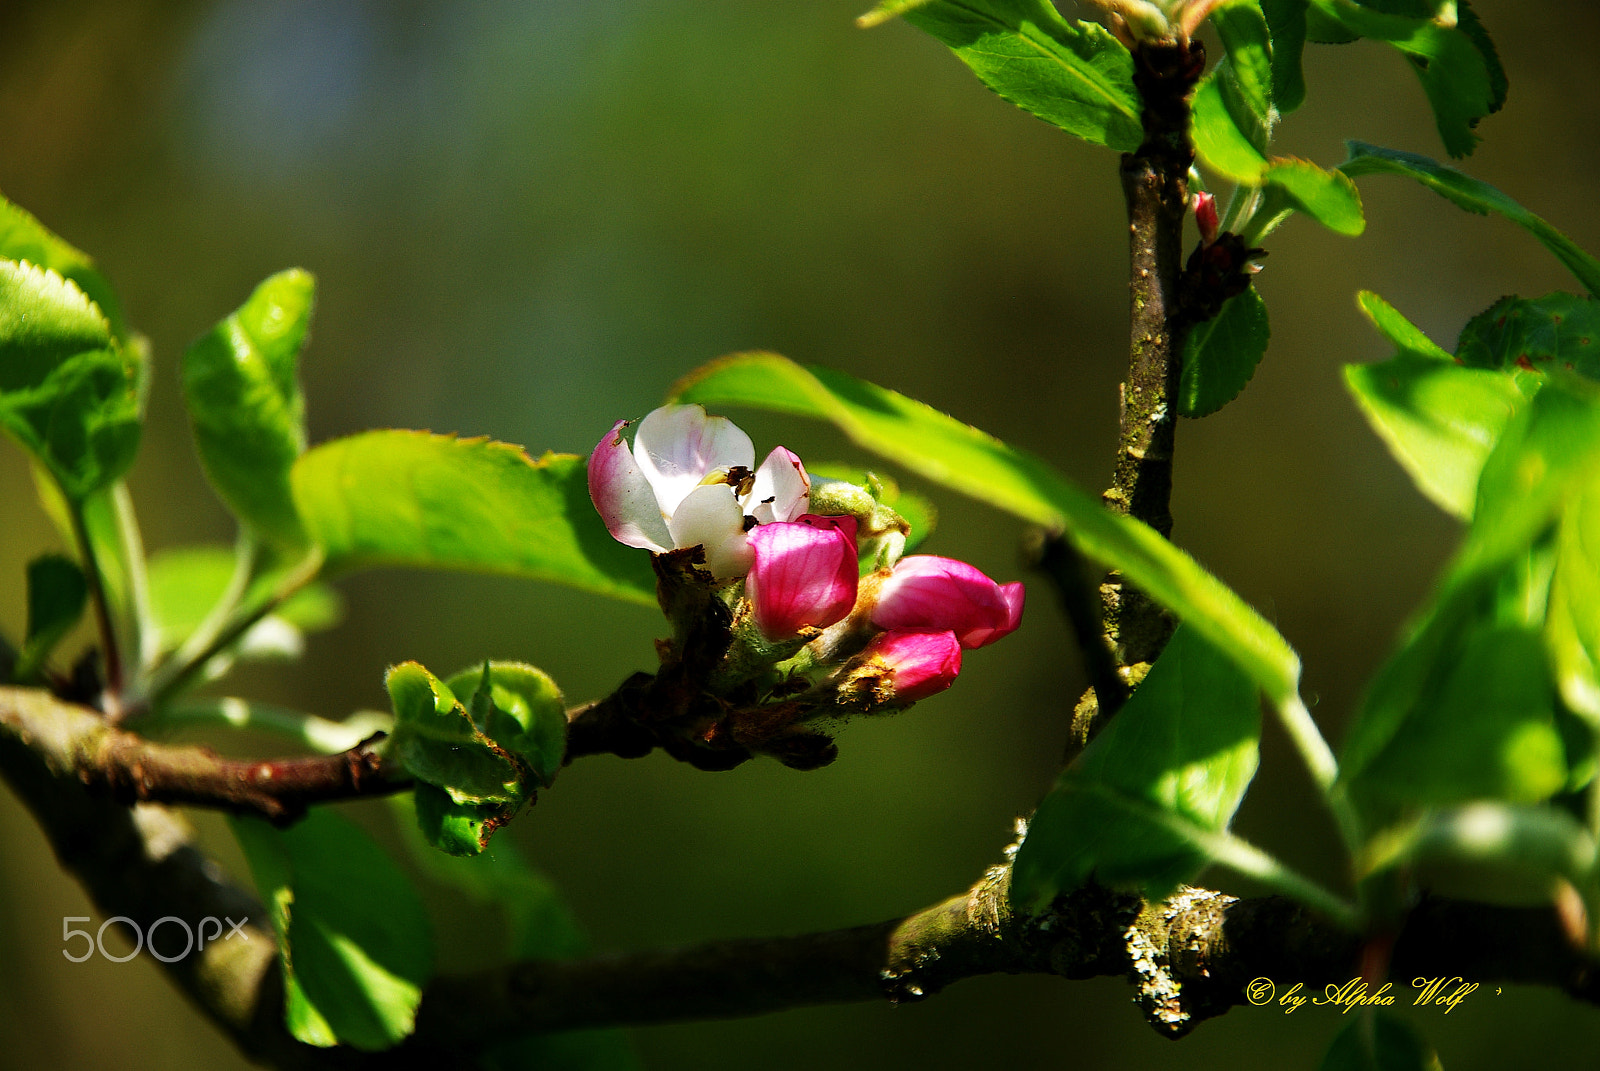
[747,446,810,524]
[746,514,858,640]
[633,404,754,517]
[958,581,1026,649]
[587,419,671,551]
[667,483,753,580]
[865,628,962,702]
[1194,190,1220,245]
[870,555,1025,649]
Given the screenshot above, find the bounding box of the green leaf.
[1212,1,1276,122]
[1011,624,1261,907]
[1308,1,1501,157]
[1179,287,1270,418]
[231,809,432,1051]
[390,796,642,1070]
[291,431,657,606]
[1261,0,1309,112]
[14,554,88,679]
[1340,381,1600,813]
[147,544,343,657]
[0,193,129,342]
[444,661,567,787]
[386,662,522,807]
[1547,477,1600,727]
[183,270,313,548]
[1264,157,1365,236]
[412,782,505,858]
[1361,802,1597,890]
[0,260,143,500]
[1344,294,1525,520]
[1192,64,1269,183]
[900,0,1141,152]
[673,353,1302,703]
[1341,143,1600,296]
[1320,1011,1441,1071]
[1455,293,1600,384]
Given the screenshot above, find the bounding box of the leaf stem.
[68,500,123,712]
[140,545,323,710]
[144,697,393,755]
[111,483,156,676]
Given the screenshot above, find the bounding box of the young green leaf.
[897,0,1142,152]
[1263,158,1365,236]
[1261,0,1309,112]
[1011,625,1261,907]
[386,662,523,807]
[0,260,143,500]
[1179,287,1270,418]
[1212,1,1276,123]
[231,810,433,1051]
[14,554,88,680]
[672,352,1302,704]
[291,431,657,606]
[1319,1011,1441,1071]
[1360,802,1597,892]
[1307,1,1502,157]
[183,270,314,548]
[0,194,129,342]
[1341,143,1600,296]
[1192,64,1270,183]
[1344,294,1526,520]
[443,661,567,787]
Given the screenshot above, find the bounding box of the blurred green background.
[3,1,1599,1067]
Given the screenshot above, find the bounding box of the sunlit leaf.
[0,193,128,341]
[0,260,143,500]
[1193,63,1269,182]
[673,353,1301,703]
[1341,143,1600,296]
[1212,1,1275,122]
[1012,625,1260,907]
[1264,157,1365,236]
[147,544,342,657]
[231,810,432,1051]
[291,431,657,606]
[897,0,1142,151]
[1344,293,1524,519]
[183,270,314,547]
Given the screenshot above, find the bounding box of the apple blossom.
[588,404,811,580]
[857,628,963,704]
[745,515,859,640]
[870,555,1025,649]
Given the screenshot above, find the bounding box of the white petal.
[634,404,754,517]
[667,483,754,580]
[588,419,672,551]
[747,446,810,524]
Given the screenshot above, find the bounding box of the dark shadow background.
[3,1,1599,1067]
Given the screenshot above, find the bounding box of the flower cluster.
[588,405,1024,750]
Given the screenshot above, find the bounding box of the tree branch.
[6,686,1599,1069]
[0,688,358,1070]
[0,685,409,823]
[405,856,1600,1057]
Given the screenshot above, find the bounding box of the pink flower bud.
[861,628,963,703]
[1194,191,1220,247]
[745,514,860,640]
[870,555,1024,649]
